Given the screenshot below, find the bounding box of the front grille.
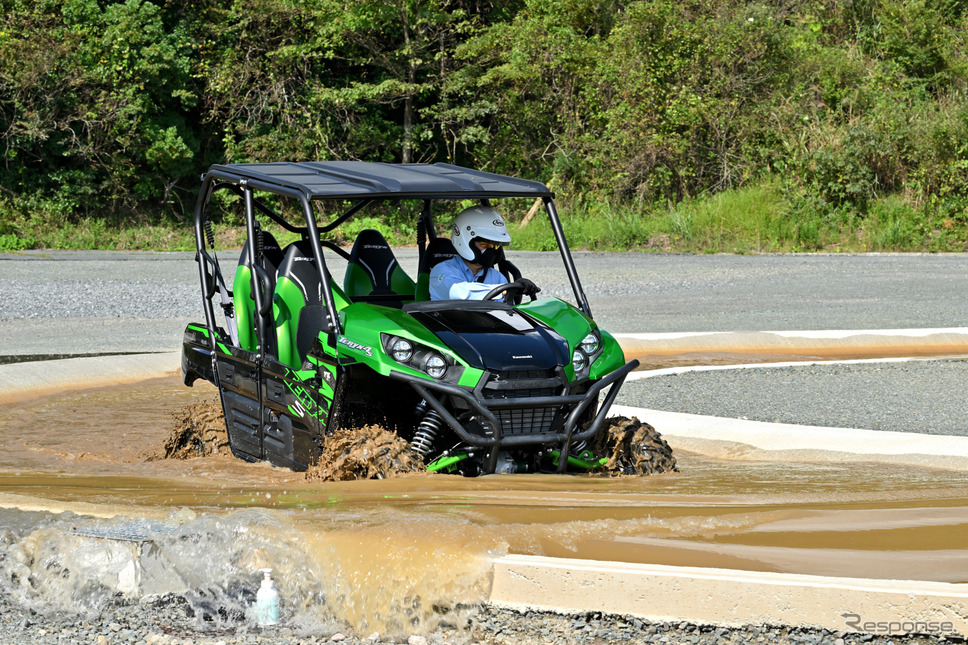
[494,406,558,435]
[482,368,562,436]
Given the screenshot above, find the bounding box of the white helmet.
[451,205,512,262]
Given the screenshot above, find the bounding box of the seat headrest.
[277,240,321,304]
[347,229,398,292]
[424,237,458,272]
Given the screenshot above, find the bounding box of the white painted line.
[616,327,968,341]
[625,355,942,380]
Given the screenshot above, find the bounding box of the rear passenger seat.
[272,239,351,368]
[233,230,283,353]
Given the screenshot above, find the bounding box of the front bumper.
[388,359,640,473]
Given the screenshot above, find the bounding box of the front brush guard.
[388,359,640,474]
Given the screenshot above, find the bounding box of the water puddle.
[1,376,967,636]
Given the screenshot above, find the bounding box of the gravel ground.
[618,359,968,436]
[0,592,960,645]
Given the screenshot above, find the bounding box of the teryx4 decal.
[337,336,373,356]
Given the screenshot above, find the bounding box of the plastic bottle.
[255,568,279,626]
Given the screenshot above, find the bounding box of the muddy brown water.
[1,375,967,634]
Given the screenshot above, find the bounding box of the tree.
[0,0,197,215]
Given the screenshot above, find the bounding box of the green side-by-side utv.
[181,161,649,476]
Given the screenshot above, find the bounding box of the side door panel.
[216,350,263,461]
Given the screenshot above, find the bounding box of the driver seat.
[415,237,459,301]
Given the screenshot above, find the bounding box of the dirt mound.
[153,398,230,460]
[306,425,425,481]
[590,416,678,476]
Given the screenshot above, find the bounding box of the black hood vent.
[405,301,569,371]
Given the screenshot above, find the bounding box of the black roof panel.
[206,161,552,200]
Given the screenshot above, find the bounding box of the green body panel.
[272,277,299,367]
[273,277,352,368]
[335,302,484,387]
[232,265,257,352]
[590,329,627,380]
[283,366,335,420]
[414,273,430,302]
[519,297,626,380]
[186,322,232,354]
[518,297,594,343]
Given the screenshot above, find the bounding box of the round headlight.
[390,338,413,362]
[572,349,587,372]
[580,332,600,355]
[426,354,447,379]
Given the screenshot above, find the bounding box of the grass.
[511,178,968,254]
[3,177,967,253]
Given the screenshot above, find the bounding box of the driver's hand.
[513,278,541,297]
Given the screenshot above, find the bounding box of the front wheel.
[590,416,677,476]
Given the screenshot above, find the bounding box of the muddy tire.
[157,398,229,459]
[590,416,677,476]
[306,424,424,481]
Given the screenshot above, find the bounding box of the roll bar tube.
[205,168,342,338]
[192,173,220,362]
[544,197,592,319]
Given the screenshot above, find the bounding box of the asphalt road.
[2,250,967,356]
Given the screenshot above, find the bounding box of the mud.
[591,416,678,476]
[159,399,427,481]
[305,424,425,481]
[157,397,230,460]
[159,400,677,481]
[2,376,968,634]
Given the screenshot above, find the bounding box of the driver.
[429,205,540,301]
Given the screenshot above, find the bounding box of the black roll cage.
[191,162,595,358]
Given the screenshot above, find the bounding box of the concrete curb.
[0,352,181,404]
[611,404,968,470]
[489,554,968,637]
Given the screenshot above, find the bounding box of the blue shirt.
[429,256,507,300]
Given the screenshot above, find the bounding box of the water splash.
[0,506,492,637]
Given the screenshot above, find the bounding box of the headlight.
[390,338,413,362]
[580,332,600,355]
[572,349,587,372]
[381,334,460,381]
[425,354,447,379]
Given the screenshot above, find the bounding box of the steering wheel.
[482,282,536,305]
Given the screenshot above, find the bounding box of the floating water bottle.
[255,568,279,626]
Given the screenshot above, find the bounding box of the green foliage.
[0,233,35,250]
[1,0,967,251]
[0,0,198,217]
